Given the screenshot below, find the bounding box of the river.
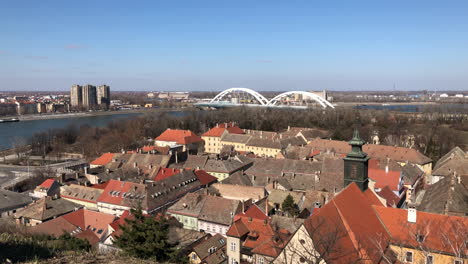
[0,112,145,150]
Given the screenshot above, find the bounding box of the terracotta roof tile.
[90,153,115,166]
[62,208,116,239]
[194,170,218,185]
[202,123,244,137]
[368,159,402,192]
[154,168,181,181]
[376,186,403,207]
[304,183,390,263]
[374,206,468,255]
[155,129,203,145]
[39,179,56,189]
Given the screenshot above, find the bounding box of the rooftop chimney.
[407,204,417,223]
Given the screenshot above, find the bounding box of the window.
[454,260,462,264]
[405,251,413,263]
[219,238,225,245]
[300,257,306,263]
[230,242,236,251]
[299,239,306,245]
[416,234,425,242]
[259,257,264,264]
[192,253,197,260]
[426,255,433,264]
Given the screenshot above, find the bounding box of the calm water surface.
[0,113,143,150]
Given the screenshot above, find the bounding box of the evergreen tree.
[282,194,299,217]
[115,207,180,262]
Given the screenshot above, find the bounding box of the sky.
[1,0,468,91]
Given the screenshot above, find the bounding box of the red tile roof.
[154,168,181,181]
[368,159,402,192]
[74,229,101,246]
[363,189,385,207]
[227,216,289,257]
[374,206,468,255]
[202,123,244,137]
[155,129,203,145]
[62,209,116,239]
[90,181,110,190]
[28,217,78,237]
[96,179,144,206]
[234,204,268,221]
[194,170,218,185]
[304,183,390,264]
[90,153,115,166]
[376,186,403,207]
[39,179,56,189]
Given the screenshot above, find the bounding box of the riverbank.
[3,107,192,122]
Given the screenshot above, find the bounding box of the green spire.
[349,127,365,146]
[347,125,367,158]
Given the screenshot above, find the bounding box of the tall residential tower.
[97,85,110,108]
[70,85,83,107]
[82,84,97,108]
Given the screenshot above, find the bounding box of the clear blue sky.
[1,0,467,91]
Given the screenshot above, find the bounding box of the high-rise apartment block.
[70,84,110,110]
[97,85,111,108]
[70,85,83,107]
[82,85,97,108]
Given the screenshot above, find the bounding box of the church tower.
[343,126,370,191]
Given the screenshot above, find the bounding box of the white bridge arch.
[267,91,335,109]
[210,88,269,105]
[210,88,334,109]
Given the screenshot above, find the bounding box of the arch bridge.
[204,87,334,109]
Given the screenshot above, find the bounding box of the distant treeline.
[27,106,467,163]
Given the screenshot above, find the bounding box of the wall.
[171,213,198,230]
[227,236,241,264]
[274,225,324,264]
[198,220,229,236]
[389,244,462,264]
[202,136,222,154]
[62,197,98,210]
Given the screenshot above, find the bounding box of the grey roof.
[268,190,305,209]
[14,198,82,221]
[400,163,424,185]
[0,189,33,213]
[184,155,209,169]
[279,136,307,149]
[246,137,281,149]
[198,195,241,226]
[220,133,251,144]
[193,233,227,261]
[146,170,203,211]
[60,184,103,203]
[282,145,315,160]
[432,157,468,177]
[167,192,206,216]
[418,176,468,216]
[434,146,467,170]
[270,215,304,233]
[204,159,247,174]
[298,129,331,140]
[220,171,253,186]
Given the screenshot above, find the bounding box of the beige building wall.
[389,244,464,264]
[227,236,241,264]
[203,136,223,154]
[274,225,325,264]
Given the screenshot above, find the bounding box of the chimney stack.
[407,204,417,223]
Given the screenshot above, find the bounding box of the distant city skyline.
[1,1,468,91]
